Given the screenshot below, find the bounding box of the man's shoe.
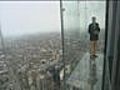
[93,54,98,58]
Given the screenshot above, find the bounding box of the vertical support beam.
[60,0,66,90]
[102,0,109,90]
[103,0,120,90]
[111,1,120,90]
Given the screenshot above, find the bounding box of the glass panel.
[62,0,81,76]
[62,1,106,90]
[0,1,62,90]
[0,1,107,90]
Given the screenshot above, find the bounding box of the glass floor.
[66,53,104,90]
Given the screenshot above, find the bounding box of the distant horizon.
[3,30,61,39]
[3,28,105,40]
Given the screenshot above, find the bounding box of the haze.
[0,1,105,37]
[0,1,61,37]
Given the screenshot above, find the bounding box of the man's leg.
[90,41,94,55]
[90,41,93,55]
[93,41,96,55]
[93,41,98,57]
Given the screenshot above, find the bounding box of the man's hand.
[94,30,99,35]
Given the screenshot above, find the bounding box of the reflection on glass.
[62,1,106,90]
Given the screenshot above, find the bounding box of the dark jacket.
[88,23,100,41]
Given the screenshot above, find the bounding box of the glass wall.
[62,1,81,77]
[62,1,106,90]
[0,1,106,90]
[0,1,62,90]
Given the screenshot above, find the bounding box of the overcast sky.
[0,1,106,37]
[0,1,61,37]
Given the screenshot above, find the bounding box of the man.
[88,17,100,57]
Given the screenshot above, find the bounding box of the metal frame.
[102,0,109,90]
[60,0,66,90]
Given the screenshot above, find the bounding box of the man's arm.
[88,24,91,34]
[97,23,100,32]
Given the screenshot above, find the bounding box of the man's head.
[92,16,96,23]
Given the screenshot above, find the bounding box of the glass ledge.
[66,53,104,90]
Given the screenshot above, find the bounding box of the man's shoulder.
[96,23,99,25]
[89,23,99,25]
[89,23,92,26]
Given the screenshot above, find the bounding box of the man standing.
[88,17,100,57]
